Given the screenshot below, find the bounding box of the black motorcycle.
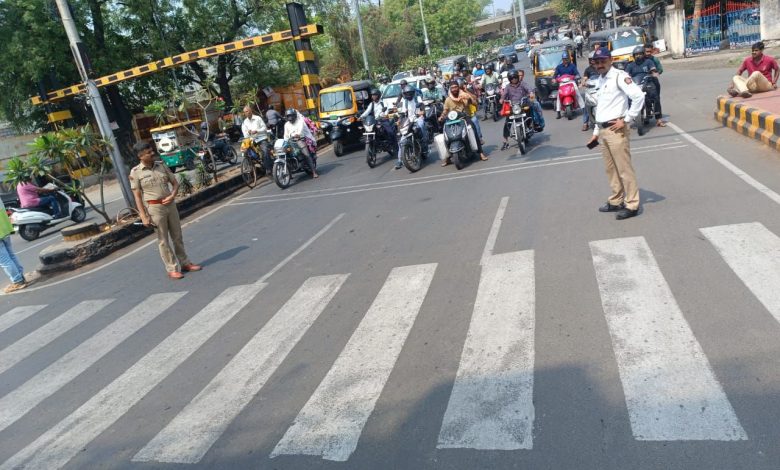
[422,99,443,144]
[639,75,661,132]
[398,111,425,172]
[363,114,397,168]
[482,83,500,121]
[197,135,238,172]
[506,98,535,155]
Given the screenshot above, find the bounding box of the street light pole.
[353,0,371,77]
[54,0,135,209]
[518,0,527,38]
[418,0,431,55]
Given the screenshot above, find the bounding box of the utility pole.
[54,0,135,209]
[518,0,527,38]
[419,0,431,55]
[353,0,371,77]
[512,1,519,37]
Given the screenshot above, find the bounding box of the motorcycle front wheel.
[273,161,292,189]
[240,157,257,189]
[565,104,573,120]
[403,139,422,173]
[226,146,238,165]
[366,142,377,168]
[452,149,465,170]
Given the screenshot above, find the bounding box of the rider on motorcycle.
[422,78,443,102]
[396,84,429,169]
[581,52,599,131]
[499,55,515,74]
[439,81,488,165]
[481,65,499,89]
[360,88,398,153]
[283,109,319,178]
[553,52,583,119]
[625,45,664,126]
[198,122,231,157]
[378,74,390,94]
[472,62,485,77]
[499,70,544,150]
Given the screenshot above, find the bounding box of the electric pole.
[54,0,135,209]
[354,0,371,77]
[518,0,527,38]
[419,0,431,55]
[513,2,519,37]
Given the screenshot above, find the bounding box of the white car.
[380,75,445,110]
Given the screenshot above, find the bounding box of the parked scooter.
[9,184,86,241]
[271,137,317,189]
[442,111,479,170]
[556,74,580,120]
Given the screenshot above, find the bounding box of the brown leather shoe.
[168,271,185,279]
[182,264,202,272]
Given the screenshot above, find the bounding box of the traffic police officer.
[130,141,201,279]
[586,47,645,220]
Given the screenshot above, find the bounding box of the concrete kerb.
[36,172,269,275]
[715,95,780,151]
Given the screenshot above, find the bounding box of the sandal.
[656,121,667,127]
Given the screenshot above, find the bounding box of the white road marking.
[0,293,185,432]
[0,305,47,334]
[271,264,437,462]
[231,145,688,205]
[133,275,348,464]
[701,222,780,324]
[239,141,684,202]
[0,283,266,470]
[0,299,113,375]
[256,213,345,285]
[480,197,509,266]
[668,121,780,206]
[438,250,535,450]
[590,236,746,441]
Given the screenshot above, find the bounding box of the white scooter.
[9,184,86,241]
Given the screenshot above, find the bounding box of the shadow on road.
[199,245,249,267]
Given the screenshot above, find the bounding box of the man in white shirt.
[586,47,645,220]
[241,105,269,140]
[574,32,584,57]
[283,108,319,178]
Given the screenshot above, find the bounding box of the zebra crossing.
[0,221,779,468]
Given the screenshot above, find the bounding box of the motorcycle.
[442,111,479,170]
[639,75,660,131]
[583,80,599,130]
[397,110,425,173]
[362,114,397,168]
[482,83,500,122]
[197,135,238,172]
[271,137,317,189]
[239,135,273,188]
[9,184,86,241]
[506,99,535,155]
[556,74,580,120]
[422,99,443,142]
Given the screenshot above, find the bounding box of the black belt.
[598,117,624,128]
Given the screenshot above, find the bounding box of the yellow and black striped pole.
[287,2,322,112]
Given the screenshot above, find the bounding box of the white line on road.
[0,305,47,334]
[271,263,437,462]
[668,121,780,206]
[231,145,689,205]
[438,250,535,450]
[701,222,780,324]
[0,299,113,376]
[0,283,266,470]
[0,293,185,432]
[134,275,348,464]
[590,236,746,441]
[16,238,57,254]
[480,197,509,266]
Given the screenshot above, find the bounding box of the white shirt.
[360,100,387,120]
[398,96,422,120]
[574,34,584,45]
[241,114,268,139]
[283,112,315,142]
[592,66,645,136]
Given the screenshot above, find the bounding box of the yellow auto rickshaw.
[318,80,372,156]
[530,39,576,107]
[597,27,648,70]
[149,119,201,171]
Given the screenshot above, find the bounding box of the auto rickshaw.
[436,55,468,80]
[592,27,648,70]
[149,119,201,171]
[530,39,576,108]
[318,80,372,157]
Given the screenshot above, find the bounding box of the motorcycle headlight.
[539,78,547,85]
[447,111,458,121]
[512,104,522,115]
[400,124,410,135]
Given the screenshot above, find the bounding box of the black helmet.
[285,108,297,122]
[508,70,519,81]
[399,79,408,87]
[455,77,465,88]
[426,78,436,87]
[633,45,646,57]
[370,88,381,97]
[498,54,505,61]
[485,64,493,72]
[402,85,415,99]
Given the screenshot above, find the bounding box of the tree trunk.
[215,55,234,108]
[690,0,705,43]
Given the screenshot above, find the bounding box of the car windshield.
[536,51,563,70]
[610,32,644,50]
[382,84,402,99]
[320,90,353,113]
[499,46,514,55]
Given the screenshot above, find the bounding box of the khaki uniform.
[600,126,639,210]
[129,162,191,272]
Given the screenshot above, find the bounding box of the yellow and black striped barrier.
[31,24,323,106]
[715,96,780,151]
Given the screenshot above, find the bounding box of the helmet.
[400,79,408,87]
[379,74,388,83]
[370,88,381,97]
[455,77,465,88]
[633,45,646,57]
[285,108,298,122]
[498,54,505,61]
[485,64,493,72]
[426,78,436,87]
[561,52,569,59]
[508,70,519,81]
[402,85,415,99]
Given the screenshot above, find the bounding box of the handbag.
[500,100,511,117]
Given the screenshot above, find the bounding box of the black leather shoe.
[598,202,623,212]
[616,208,639,220]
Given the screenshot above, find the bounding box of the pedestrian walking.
[586,47,645,221]
[130,141,202,279]
[0,198,27,293]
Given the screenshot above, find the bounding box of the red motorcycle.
[556,74,580,120]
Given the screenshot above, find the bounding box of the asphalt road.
[2,57,780,470]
